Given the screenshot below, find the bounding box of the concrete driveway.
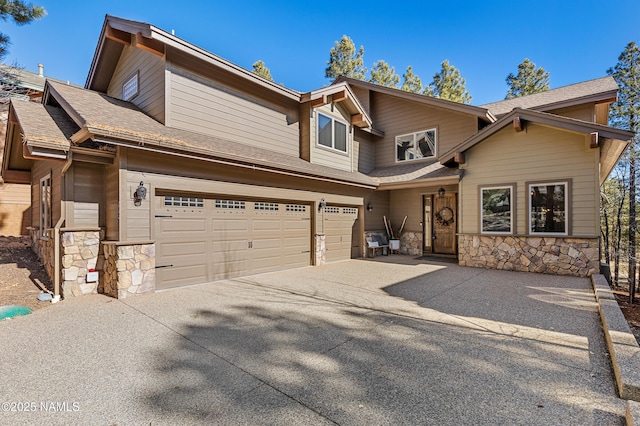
[0,257,625,425]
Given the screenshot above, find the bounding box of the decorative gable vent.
[122,72,139,101]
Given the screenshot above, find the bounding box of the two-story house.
[1,15,633,301]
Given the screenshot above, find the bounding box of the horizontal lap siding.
[169,69,299,157]
[71,163,105,228]
[107,46,165,123]
[459,124,598,236]
[372,93,478,168]
[310,105,352,172]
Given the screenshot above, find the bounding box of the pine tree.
[608,41,640,302]
[505,58,549,99]
[400,66,422,94]
[0,1,46,60]
[425,60,472,104]
[369,60,399,88]
[252,60,274,82]
[325,35,366,80]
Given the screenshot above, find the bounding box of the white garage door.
[154,195,311,290]
[323,206,359,263]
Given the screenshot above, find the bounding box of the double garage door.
[154,195,358,290]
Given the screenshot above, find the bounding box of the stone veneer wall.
[458,234,599,277]
[400,231,423,256]
[102,242,155,299]
[29,228,103,298]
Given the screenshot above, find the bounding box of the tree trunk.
[630,152,637,303]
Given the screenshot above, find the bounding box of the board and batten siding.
[371,93,478,169]
[548,104,595,123]
[69,163,105,228]
[106,45,166,123]
[309,104,352,172]
[355,129,375,173]
[459,123,599,237]
[167,66,299,157]
[105,159,120,241]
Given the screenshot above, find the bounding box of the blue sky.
[3,0,639,105]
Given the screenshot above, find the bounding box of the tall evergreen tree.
[425,60,472,104]
[505,58,549,99]
[325,35,366,80]
[401,66,422,93]
[608,41,640,302]
[251,60,274,82]
[369,60,399,88]
[0,1,46,60]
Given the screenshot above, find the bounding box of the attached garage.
[154,195,311,289]
[323,206,359,263]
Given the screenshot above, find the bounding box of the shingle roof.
[481,76,618,116]
[11,99,77,151]
[367,161,461,185]
[46,81,377,188]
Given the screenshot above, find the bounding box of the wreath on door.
[435,207,455,226]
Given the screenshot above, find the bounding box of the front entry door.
[432,193,456,254]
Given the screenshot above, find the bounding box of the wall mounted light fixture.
[438,187,445,198]
[318,198,327,211]
[134,181,147,206]
[367,202,373,212]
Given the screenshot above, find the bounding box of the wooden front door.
[432,193,456,254]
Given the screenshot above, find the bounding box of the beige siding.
[459,123,599,236]
[105,157,120,240]
[364,190,389,231]
[69,163,105,228]
[107,45,165,123]
[167,66,299,157]
[310,104,352,172]
[355,129,375,173]
[31,160,64,229]
[548,104,595,122]
[351,86,370,116]
[372,92,478,168]
[0,183,30,235]
[389,188,424,233]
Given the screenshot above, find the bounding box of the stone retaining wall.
[102,242,155,299]
[458,234,599,277]
[400,231,423,256]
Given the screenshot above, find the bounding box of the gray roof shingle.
[367,161,461,185]
[11,99,77,150]
[482,76,618,116]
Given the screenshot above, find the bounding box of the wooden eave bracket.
[134,32,165,57]
[105,25,132,46]
[590,132,599,148]
[351,113,366,127]
[454,152,465,164]
[513,116,523,132]
[310,94,328,108]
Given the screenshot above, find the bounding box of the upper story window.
[529,181,569,235]
[122,72,139,101]
[317,113,348,153]
[396,129,436,162]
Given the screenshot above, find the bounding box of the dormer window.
[396,129,436,162]
[122,71,139,101]
[317,113,348,153]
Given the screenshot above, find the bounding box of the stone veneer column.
[102,241,155,299]
[458,234,599,277]
[315,234,326,265]
[60,230,102,298]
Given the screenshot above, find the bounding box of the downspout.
[51,152,73,303]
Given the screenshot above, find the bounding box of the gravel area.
[0,236,53,312]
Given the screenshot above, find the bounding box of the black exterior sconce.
[134,181,147,206]
[438,187,445,198]
[367,202,373,212]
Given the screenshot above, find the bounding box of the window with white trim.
[122,72,139,101]
[396,129,436,162]
[481,185,513,234]
[317,113,348,153]
[39,175,51,238]
[529,182,568,235]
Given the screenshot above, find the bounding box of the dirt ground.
[3,235,640,342]
[0,236,53,312]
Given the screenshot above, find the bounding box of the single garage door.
[323,206,359,263]
[154,195,311,289]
